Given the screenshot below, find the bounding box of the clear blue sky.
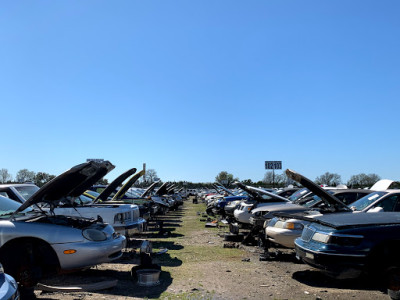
[1,1,399,184]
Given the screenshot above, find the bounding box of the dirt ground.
[33,200,390,300]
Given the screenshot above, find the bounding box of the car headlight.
[284,222,304,230]
[312,232,331,243]
[82,229,107,241]
[114,213,125,224]
[267,218,278,227]
[328,234,364,246]
[311,232,363,246]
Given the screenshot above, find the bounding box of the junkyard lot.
[35,200,389,300]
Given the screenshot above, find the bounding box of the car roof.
[0,184,36,188]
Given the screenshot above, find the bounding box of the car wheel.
[1,241,43,288]
[224,233,244,242]
[387,267,400,299]
[258,235,266,249]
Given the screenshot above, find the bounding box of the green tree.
[315,172,341,186]
[96,178,109,185]
[16,169,36,183]
[0,168,12,183]
[34,172,56,187]
[241,179,254,186]
[263,171,288,187]
[215,171,237,187]
[347,173,381,188]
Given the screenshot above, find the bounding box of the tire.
[258,235,266,249]
[1,241,43,288]
[224,233,244,242]
[0,239,59,289]
[387,267,400,299]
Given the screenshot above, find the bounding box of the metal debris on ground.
[156,248,168,255]
[223,242,239,248]
[205,222,218,228]
[37,280,118,292]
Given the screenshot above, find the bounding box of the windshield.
[14,185,40,200]
[289,188,310,202]
[301,190,335,208]
[0,195,32,216]
[349,191,388,211]
[84,190,99,199]
[76,194,93,205]
[125,188,142,198]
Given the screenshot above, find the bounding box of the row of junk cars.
[0,161,184,299]
[203,169,400,299]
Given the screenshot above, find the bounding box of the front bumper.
[53,235,126,270]
[234,210,252,224]
[266,227,302,249]
[295,239,367,279]
[114,218,147,237]
[0,274,19,300]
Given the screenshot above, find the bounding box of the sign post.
[265,161,282,188]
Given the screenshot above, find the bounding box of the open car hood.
[155,182,169,196]
[166,184,176,194]
[112,169,145,200]
[246,186,289,202]
[370,179,394,191]
[15,161,115,213]
[215,183,235,196]
[235,182,266,200]
[285,169,351,212]
[94,167,136,202]
[141,182,159,198]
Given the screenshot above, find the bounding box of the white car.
[233,187,290,225]
[0,169,146,238]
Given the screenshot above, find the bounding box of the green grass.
[148,200,244,299]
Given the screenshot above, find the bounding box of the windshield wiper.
[0,211,15,217]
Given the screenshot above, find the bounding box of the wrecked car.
[0,166,146,237]
[266,188,372,249]
[0,161,126,290]
[295,212,400,297]
[233,186,297,225]
[266,169,393,250]
[0,262,19,300]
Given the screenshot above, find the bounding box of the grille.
[125,212,133,222]
[133,209,139,220]
[301,226,316,242]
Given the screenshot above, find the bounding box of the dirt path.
[34,200,390,300]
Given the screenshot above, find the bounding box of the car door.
[373,194,400,212]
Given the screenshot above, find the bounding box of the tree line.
[0,168,57,187]
[0,167,387,190]
[0,167,160,188]
[213,170,385,189]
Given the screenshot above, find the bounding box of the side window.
[4,191,20,202]
[375,195,400,212]
[0,191,8,198]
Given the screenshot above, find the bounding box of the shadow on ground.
[292,270,386,293]
[37,268,173,299]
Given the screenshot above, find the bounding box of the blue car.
[213,196,248,216]
[0,263,19,300]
